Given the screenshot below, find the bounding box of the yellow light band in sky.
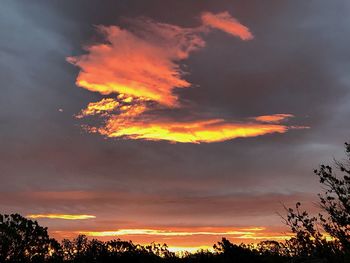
[27,214,96,220]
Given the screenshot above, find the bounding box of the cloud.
[67,12,251,107]
[68,11,303,143]
[4,189,317,246]
[27,214,96,220]
[67,22,205,107]
[3,190,317,219]
[76,98,120,118]
[79,228,257,237]
[253,114,294,123]
[77,227,293,242]
[79,96,300,142]
[98,116,289,143]
[201,11,254,40]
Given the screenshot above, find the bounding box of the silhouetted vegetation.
[281,142,350,262]
[0,214,62,262]
[1,142,349,262]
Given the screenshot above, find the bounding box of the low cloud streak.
[27,214,96,220]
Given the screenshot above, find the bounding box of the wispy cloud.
[69,226,293,243]
[201,11,254,40]
[68,11,304,143]
[98,117,289,143]
[79,228,256,237]
[67,21,204,107]
[253,114,294,123]
[27,214,96,220]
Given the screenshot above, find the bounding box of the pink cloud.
[201,11,254,40]
[67,21,205,107]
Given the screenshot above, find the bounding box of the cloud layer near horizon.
[68,12,300,143]
[2,189,314,246]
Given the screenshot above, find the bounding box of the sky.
[1,0,350,252]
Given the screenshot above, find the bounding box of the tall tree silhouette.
[316,142,350,253]
[284,142,350,262]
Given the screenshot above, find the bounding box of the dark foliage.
[283,142,350,262]
[0,213,62,262]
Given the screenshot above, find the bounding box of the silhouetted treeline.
[1,142,349,263]
[0,216,291,263]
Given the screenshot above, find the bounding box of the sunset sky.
[1,0,350,252]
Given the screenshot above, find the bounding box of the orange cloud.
[27,214,96,220]
[79,228,255,237]
[68,12,304,143]
[76,98,120,118]
[201,11,253,40]
[97,117,289,143]
[253,114,294,123]
[67,22,205,107]
[67,12,252,107]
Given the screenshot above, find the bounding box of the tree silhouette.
[284,142,350,262]
[213,238,261,262]
[0,213,62,262]
[315,143,350,253]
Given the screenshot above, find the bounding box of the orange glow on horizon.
[50,226,294,253]
[27,214,96,220]
[168,246,213,253]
